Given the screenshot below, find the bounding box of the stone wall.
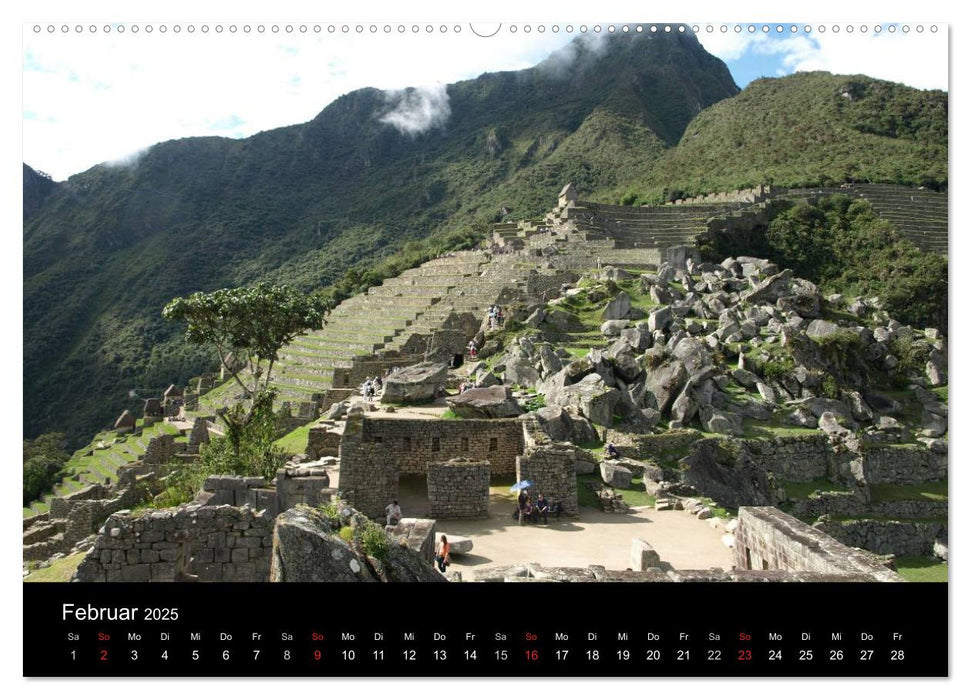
[791,492,948,521]
[337,414,401,519]
[861,445,947,485]
[333,352,422,388]
[427,460,490,519]
[733,506,902,582]
[736,434,836,482]
[196,469,334,520]
[74,504,274,582]
[23,480,146,561]
[274,466,334,515]
[516,445,580,517]
[143,434,178,467]
[343,415,524,477]
[815,519,947,558]
[307,424,342,458]
[611,429,703,461]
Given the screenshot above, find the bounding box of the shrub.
[23,455,65,505]
[359,521,390,560]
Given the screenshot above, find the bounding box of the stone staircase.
[270,251,512,404]
[564,200,746,251]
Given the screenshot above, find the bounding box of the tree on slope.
[163,283,328,475]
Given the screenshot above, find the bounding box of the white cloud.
[784,30,948,91]
[379,84,451,136]
[697,26,947,91]
[22,28,576,180]
[694,29,769,61]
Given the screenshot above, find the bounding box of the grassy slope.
[23,420,180,517]
[614,71,947,203]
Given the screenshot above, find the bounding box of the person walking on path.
[435,535,451,572]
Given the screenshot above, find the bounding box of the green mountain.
[23,32,740,446]
[618,71,947,203]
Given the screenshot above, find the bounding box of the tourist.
[468,341,478,359]
[385,500,402,526]
[435,535,451,572]
[374,376,383,391]
[497,307,504,327]
[535,494,549,525]
[520,496,534,525]
[605,442,620,460]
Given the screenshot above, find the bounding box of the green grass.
[577,473,656,508]
[24,421,182,517]
[562,347,590,359]
[869,480,947,503]
[895,556,948,582]
[697,497,735,520]
[274,423,311,455]
[740,421,819,439]
[24,551,87,582]
[440,409,462,420]
[782,478,854,501]
[931,386,948,403]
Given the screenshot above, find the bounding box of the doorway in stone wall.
[397,474,431,520]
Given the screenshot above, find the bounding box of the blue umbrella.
[510,480,534,492]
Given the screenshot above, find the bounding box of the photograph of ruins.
[23,25,948,586]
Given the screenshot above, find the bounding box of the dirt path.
[332,468,733,579]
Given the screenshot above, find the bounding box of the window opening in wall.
[403,436,411,451]
[461,437,469,452]
[489,437,498,452]
[432,437,441,452]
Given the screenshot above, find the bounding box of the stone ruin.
[23,467,150,561]
[74,504,275,583]
[427,459,491,519]
[113,409,136,433]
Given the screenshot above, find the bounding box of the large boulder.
[556,374,621,426]
[601,319,629,337]
[600,461,633,489]
[381,362,447,403]
[474,371,502,388]
[532,406,600,444]
[643,355,688,414]
[270,505,446,583]
[605,339,642,383]
[446,386,524,419]
[600,292,632,321]
[806,319,841,339]
[503,357,541,388]
[535,344,563,377]
[699,405,744,436]
[620,326,653,351]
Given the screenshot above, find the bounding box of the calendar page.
[21,9,949,680]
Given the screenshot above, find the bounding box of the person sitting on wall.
[385,500,402,526]
[605,442,620,460]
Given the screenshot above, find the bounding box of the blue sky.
[21,23,948,181]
